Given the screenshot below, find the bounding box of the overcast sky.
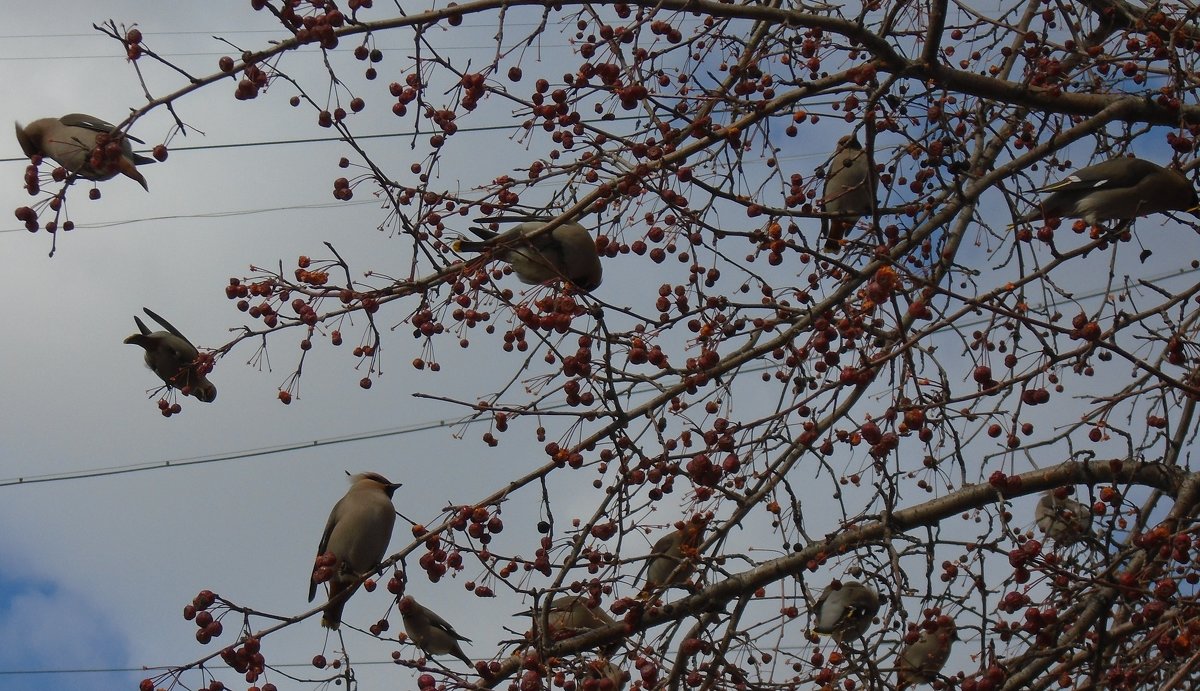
[3,4,1199,691]
[0,4,563,689]
[0,4,777,689]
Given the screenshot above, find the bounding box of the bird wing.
[60,113,146,144]
[164,335,199,363]
[423,606,472,642]
[133,315,151,336]
[812,589,840,632]
[308,502,341,602]
[142,307,195,346]
[467,226,500,242]
[651,530,680,556]
[474,215,552,224]
[1038,159,1162,193]
[526,232,566,266]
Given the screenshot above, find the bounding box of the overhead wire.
[0,417,462,487]
[0,109,835,236]
[1,23,1194,490]
[0,117,612,167]
[0,658,408,677]
[1,262,1195,489]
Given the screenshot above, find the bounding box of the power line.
[0,658,404,676]
[0,30,282,40]
[0,199,376,235]
[5,263,1197,489]
[0,417,467,488]
[0,114,647,167]
[0,38,577,62]
[0,17,591,42]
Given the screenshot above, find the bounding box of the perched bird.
[897,617,957,689]
[522,595,617,637]
[1035,491,1093,544]
[812,581,881,642]
[520,595,621,654]
[1016,158,1199,226]
[581,657,627,691]
[15,113,153,190]
[820,135,875,253]
[453,220,603,291]
[640,521,706,597]
[123,308,217,403]
[307,472,402,629]
[399,596,473,666]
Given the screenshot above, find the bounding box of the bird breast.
[327,499,395,579]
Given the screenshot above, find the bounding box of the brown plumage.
[897,617,957,689]
[812,581,880,642]
[520,595,621,654]
[1016,158,1199,225]
[123,308,216,403]
[15,113,153,190]
[581,657,627,691]
[527,595,616,636]
[639,521,705,597]
[308,472,401,629]
[453,220,603,291]
[820,135,875,253]
[1035,491,1093,544]
[399,596,473,666]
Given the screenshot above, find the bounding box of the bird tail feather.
[821,218,848,253]
[453,648,473,666]
[453,239,492,253]
[468,226,499,241]
[123,333,154,348]
[321,600,345,630]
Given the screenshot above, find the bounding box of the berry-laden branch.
[44,0,1200,690]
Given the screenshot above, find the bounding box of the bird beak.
[1188,204,1200,217]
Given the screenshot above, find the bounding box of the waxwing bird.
[521,595,617,636]
[1015,158,1199,226]
[639,521,706,597]
[1035,491,1093,544]
[820,135,875,253]
[123,308,217,403]
[519,595,620,654]
[812,581,880,642]
[581,657,627,691]
[307,472,401,630]
[15,113,153,190]
[897,617,957,689]
[453,220,603,291]
[399,596,473,666]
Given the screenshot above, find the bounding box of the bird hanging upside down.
[123,307,216,403]
[16,113,154,190]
